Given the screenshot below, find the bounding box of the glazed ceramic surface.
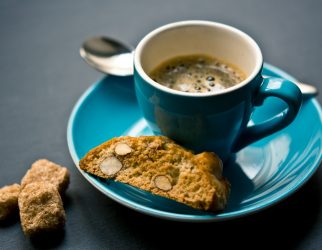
[134,21,302,160]
[67,63,322,222]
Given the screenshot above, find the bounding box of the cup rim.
[134,20,263,97]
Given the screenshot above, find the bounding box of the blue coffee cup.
[134,20,302,161]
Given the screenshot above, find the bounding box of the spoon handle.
[296,82,318,98]
[263,75,318,97]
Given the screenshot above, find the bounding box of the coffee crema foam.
[149,54,246,93]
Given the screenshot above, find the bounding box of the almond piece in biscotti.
[114,143,132,156]
[100,156,123,176]
[153,175,172,191]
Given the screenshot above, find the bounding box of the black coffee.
[149,54,246,93]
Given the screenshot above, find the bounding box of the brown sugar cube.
[0,184,20,221]
[21,159,70,194]
[18,182,66,236]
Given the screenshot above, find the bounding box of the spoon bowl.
[80,36,134,76]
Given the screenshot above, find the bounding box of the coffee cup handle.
[233,77,302,152]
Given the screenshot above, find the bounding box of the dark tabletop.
[1,0,321,249]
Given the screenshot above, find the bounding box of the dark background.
[0,0,321,249]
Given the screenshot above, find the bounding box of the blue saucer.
[67,63,322,222]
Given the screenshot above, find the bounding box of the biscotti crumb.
[0,184,20,221]
[18,182,66,236]
[80,136,230,212]
[21,159,70,194]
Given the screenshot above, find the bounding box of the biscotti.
[0,184,20,220]
[18,182,66,236]
[21,159,70,194]
[80,136,230,212]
